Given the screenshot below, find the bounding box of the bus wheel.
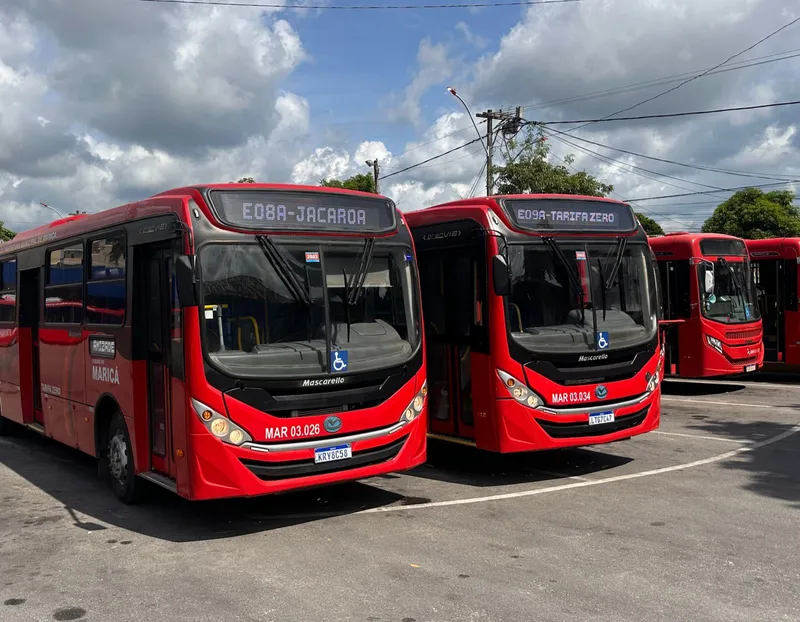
[106,412,142,505]
[0,415,13,436]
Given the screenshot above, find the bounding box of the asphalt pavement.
[1,377,799,621]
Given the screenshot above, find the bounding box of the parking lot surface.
[1,378,799,621]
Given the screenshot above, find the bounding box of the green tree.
[701,188,800,239]
[0,222,14,242]
[320,173,376,194]
[230,177,256,183]
[492,126,613,197]
[635,213,665,236]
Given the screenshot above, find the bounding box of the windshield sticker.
[575,250,586,261]
[331,350,348,373]
[305,251,320,263]
[405,252,413,262]
[597,331,610,350]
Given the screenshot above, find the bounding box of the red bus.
[746,238,800,371]
[0,184,427,503]
[650,232,763,378]
[406,194,662,452]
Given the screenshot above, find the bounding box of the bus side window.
[0,258,17,323]
[672,260,691,318]
[784,259,798,312]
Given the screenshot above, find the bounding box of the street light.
[446,86,489,157]
[39,202,64,219]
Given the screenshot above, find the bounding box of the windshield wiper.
[341,268,352,343]
[717,257,747,315]
[348,238,376,306]
[598,236,627,321]
[255,235,313,306]
[542,237,585,324]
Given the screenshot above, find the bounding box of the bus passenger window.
[87,236,126,325]
[45,243,84,324]
[0,258,17,323]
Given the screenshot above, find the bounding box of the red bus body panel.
[650,233,763,378]
[407,194,661,453]
[0,184,427,501]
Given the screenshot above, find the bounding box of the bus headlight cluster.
[706,335,723,353]
[191,398,252,446]
[401,381,427,423]
[496,369,542,409]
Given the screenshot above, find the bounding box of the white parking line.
[651,430,749,444]
[357,422,800,514]
[662,397,779,409]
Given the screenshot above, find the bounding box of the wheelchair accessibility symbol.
[597,331,610,350]
[331,350,348,373]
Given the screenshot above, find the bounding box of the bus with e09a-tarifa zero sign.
[405,194,663,452]
[650,232,763,378]
[0,183,427,503]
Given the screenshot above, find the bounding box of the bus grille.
[239,436,407,480]
[534,406,649,439]
[725,329,761,341]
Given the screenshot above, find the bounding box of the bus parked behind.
[650,232,763,378]
[746,237,800,371]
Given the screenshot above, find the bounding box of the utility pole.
[476,107,522,196]
[365,159,380,194]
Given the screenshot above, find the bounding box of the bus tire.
[0,414,13,436]
[106,412,142,505]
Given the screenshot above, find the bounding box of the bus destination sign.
[210,190,397,234]
[503,199,638,233]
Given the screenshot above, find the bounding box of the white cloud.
[388,39,453,127]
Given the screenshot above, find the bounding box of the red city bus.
[746,238,800,371]
[650,232,763,377]
[406,194,663,452]
[0,184,427,503]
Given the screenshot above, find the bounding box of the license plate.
[314,444,352,464]
[588,411,615,426]
[745,364,756,372]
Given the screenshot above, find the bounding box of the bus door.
[419,237,487,442]
[753,259,781,362]
[657,260,690,375]
[135,244,174,476]
[19,268,42,424]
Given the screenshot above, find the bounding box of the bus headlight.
[647,353,664,393]
[497,369,542,409]
[401,381,427,423]
[706,335,723,353]
[191,399,252,446]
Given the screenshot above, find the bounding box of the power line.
[545,131,731,197]
[507,48,800,115]
[544,127,800,182]
[564,14,800,133]
[532,99,800,125]
[136,0,582,9]
[625,180,800,203]
[379,137,482,180]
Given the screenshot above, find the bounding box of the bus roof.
[746,237,800,259]
[649,232,748,259]
[0,183,393,255]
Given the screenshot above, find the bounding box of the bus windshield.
[697,258,760,324]
[199,240,419,378]
[506,241,657,354]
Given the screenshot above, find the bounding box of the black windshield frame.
[196,236,421,380]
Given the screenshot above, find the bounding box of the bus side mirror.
[175,255,197,307]
[704,269,714,294]
[492,254,510,297]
